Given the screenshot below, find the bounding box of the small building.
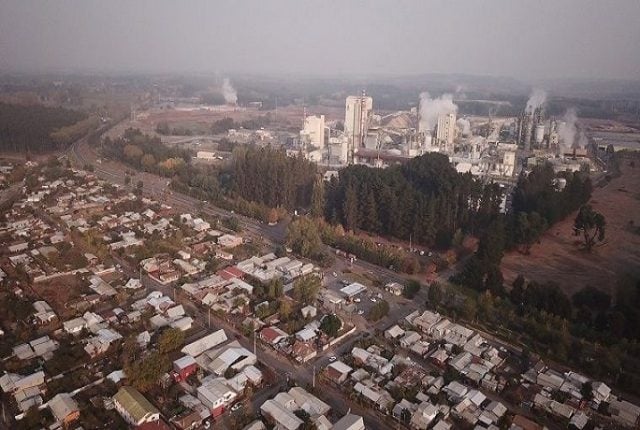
[333,413,365,430]
[113,386,160,426]
[173,356,198,382]
[326,361,353,384]
[48,393,80,426]
[385,282,404,296]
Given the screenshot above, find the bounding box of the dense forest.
[0,102,88,152]
[324,154,504,248]
[229,146,316,210]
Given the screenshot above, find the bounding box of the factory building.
[436,113,456,151]
[300,115,326,149]
[345,95,373,164]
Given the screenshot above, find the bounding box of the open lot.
[32,274,92,317]
[502,159,640,296]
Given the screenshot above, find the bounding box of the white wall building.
[436,113,456,150]
[345,95,373,164]
[301,115,326,149]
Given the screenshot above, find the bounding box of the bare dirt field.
[32,274,91,318]
[502,159,640,297]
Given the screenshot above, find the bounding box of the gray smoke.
[456,118,471,136]
[222,78,238,104]
[418,92,458,132]
[525,89,547,113]
[558,108,578,149]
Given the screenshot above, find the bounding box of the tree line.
[102,128,192,176]
[324,153,504,248]
[0,102,88,152]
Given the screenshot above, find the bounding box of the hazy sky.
[1,0,639,80]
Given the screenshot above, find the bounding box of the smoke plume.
[558,108,578,149]
[525,89,547,113]
[222,78,238,104]
[456,118,471,136]
[418,92,458,132]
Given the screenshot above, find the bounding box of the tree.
[126,351,170,392]
[428,282,444,308]
[368,300,390,322]
[141,153,156,170]
[157,328,185,354]
[310,176,325,218]
[342,183,359,232]
[292,275,322,304]
[286,218,323,259]
[319,314,342,338]
[581,381,594,401]
[574,205,606,251]
[403,280,421,299]
[278,299,292,320]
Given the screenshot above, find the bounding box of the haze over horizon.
[1,0,639,81]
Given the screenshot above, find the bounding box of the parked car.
[329,356,337,362]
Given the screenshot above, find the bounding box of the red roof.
[136,420,171,430]
[217,266,244,280]
[261,326,284,343]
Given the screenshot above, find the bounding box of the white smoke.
[221,78,238,104]
[558,108,578,149]
[456,118,471,136]
[418,92,458,132]
[525,89,547,114]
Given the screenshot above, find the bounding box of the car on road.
[332,271,337,277]
[328,356,336,362]
[353,298,361,303]
[370,298,377,302]
[230,403,242,412]
[357,310,364,315]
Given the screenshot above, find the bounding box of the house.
[197,380,237,417]
[137,420,172,430]
[113,386,160,426]
[326,361,353,384]
[171,409,203,430]
[201,340,257,375]
[443,381,468,403]
[173,356,198,382]
[510,414,544,430]
[385,282,404,296]
[332,413,365,430]
[301,305,317,319]
[181,329,228,357]
[385,325,405,340]
[48,393,80,426]
[291,340,316,363]
[260,398,303,430]
[218,234,243,248]
[410,401,439,429]
[260,326,288,345]
[289,386,331,416]
[400,331,422,348]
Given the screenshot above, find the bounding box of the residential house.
[48,393,80,426]
[113,386,160,426]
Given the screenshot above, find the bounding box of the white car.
[231,403,242,412]
[353,298,361,303]
[329,356,337,362]
[357,310,364,315]
[370,298,377,303]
